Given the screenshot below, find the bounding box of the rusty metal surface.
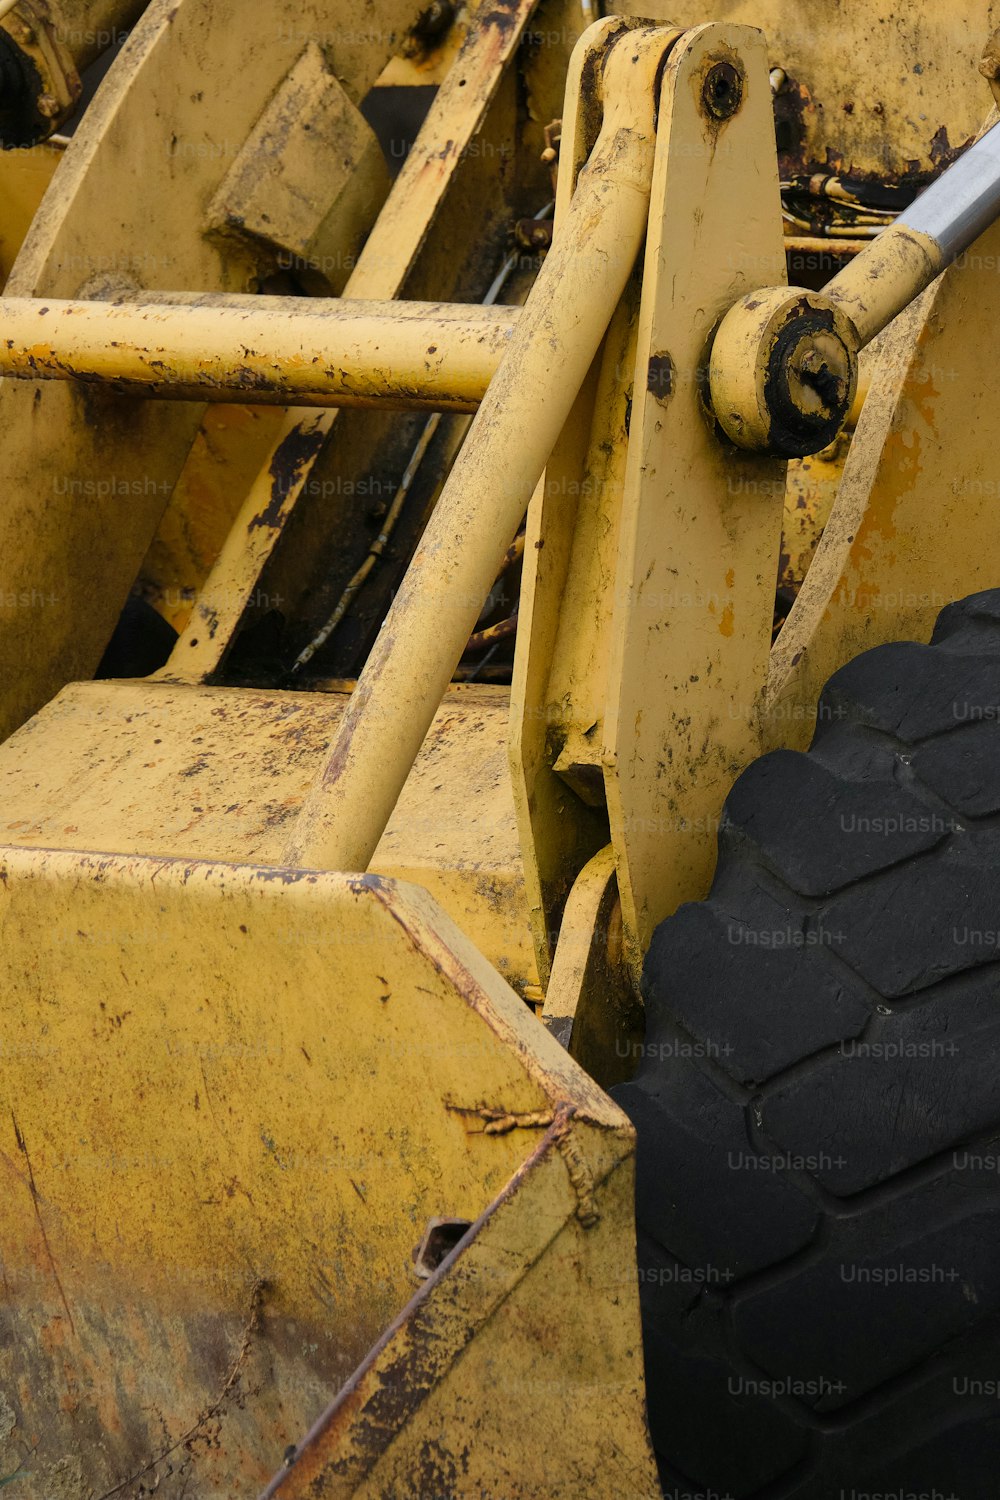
[635,0,995,192]
[0,678,539,993]
[768,213,1000,740]
[0,849,621,1495]
[280,22,674,878]
[0,0,429,744]
[264,1114,657,1500]
[155,0,545,688]
[0,294,519,410]
[520,0,998,236]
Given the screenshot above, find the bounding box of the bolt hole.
[702,61,743,120]
[413,1217,473,1279]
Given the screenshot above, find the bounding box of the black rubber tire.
[613,589,1000,1499]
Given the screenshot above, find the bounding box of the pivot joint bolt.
[709,288,859,459]
[701,59,744,120]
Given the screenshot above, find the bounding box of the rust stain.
[94,1278,266,1500]
[718,603,734,636]
[839,421,923,615]
[445,1103,554,1136]
[774,69,967,219]
[907,364,941,437]
[554,1126,599,1227]
[856,426,922,555]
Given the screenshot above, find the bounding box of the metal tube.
[824,120,1000,346]
[0,296,520,412]
[282,26,671,874]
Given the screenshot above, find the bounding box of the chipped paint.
[0,847,624,1496]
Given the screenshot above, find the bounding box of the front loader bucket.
[0,846,658,1498]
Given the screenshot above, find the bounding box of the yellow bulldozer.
[1,0,1000,1495]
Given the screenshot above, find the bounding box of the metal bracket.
[513,21,790,977]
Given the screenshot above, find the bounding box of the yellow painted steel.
[160,0,543,686]
[780,442,848,596]
[205,39,392,292]
[0,677,539,994]
[509,286,637,982]
[0,0,429,744]
[283,22,675,876]
[4,6,1000,1496]
[540,844,643,1090]
[603,23,788,963]
[709,283,859,454]
[823,221,946,344]
[709,223,946,456]
[0,142,61,287]
[139,403,290,632]
[0,20,683,1492]
[0,844,656,1496]
[509,19,790,974]
[767,215,1000,744]
[507,15,650,987]
[0,295,519,411]
[267,1109,655,1499]
[0,11,671,1490]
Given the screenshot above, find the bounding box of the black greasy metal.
[0,28,43,149]
[762,301,851,458]
[615,589,1000,1498]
